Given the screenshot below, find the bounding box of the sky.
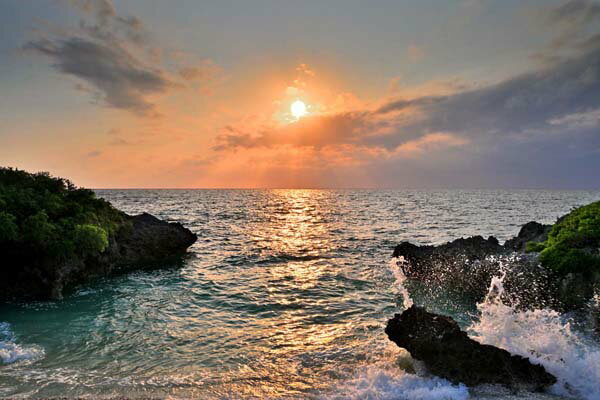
[1,0,599,189]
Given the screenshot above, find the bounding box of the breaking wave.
[0,322,45,365]
[325,363,469,400]
[470,270,600,400]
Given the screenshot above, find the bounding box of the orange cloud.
[393,133,469,158]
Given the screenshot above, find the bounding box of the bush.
[0,167,125,264]
[527,201,600,275]
[74,224,109,254]
[0,211,18,241]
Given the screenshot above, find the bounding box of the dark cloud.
[550,0,600,24]
[372,45,600,149]
[25,37,172,115]
[24,0,177,115]
[538,0,600,58]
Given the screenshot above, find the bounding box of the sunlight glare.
[291,100,307,119]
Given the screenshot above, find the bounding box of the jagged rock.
[391,236,555,306]
[391,216,600,310]
[392,235,504,261]
[504,222,551,252]
[391,236,504,296]
[102,213,197,266]
[385,306,557,390]
[1,212,197,301]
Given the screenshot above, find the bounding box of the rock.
[391,236,506,296]
[104,213,197,266]
[504,222,551,252]
[385,306,557,390]
[391,230,561,309]
[1,212,197,301]
[392,235,505,261]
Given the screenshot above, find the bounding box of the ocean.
[1,189,600,399]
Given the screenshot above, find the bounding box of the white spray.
[389,256,414,309]
[469,271,600,400]
[0,322,45,364]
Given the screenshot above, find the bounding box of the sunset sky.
[1,0,600,188]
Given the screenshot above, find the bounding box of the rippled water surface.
[1,190,600,399]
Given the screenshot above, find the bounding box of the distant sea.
[2,189,600,399]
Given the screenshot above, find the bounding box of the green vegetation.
[0,167,125,265]
[527,201,600,275]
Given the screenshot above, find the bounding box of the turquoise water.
[1,189,600,399]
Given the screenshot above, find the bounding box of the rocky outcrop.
[392,235,557,308]
[392,236,506,297]
[1,212,197,301]
[504,222,551,252]
[101,213,197,267]
[385,306,557,390]
[392,235,504,261]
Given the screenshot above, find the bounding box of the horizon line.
[90,187,600,191]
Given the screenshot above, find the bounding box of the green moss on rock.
[527,201,600,275]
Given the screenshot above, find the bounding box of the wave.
[469,270,600,400]
[324,361,468,400]
[389,256,600,399]
[0,322,45,364]
[389,256,414,309]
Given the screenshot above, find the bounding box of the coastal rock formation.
[100,212,197,267]
[392,235,556,308]
[385,305,557,390]
[2,212,197,301]
[0,168,198,301]
[391,210,600,310]
[504,222,551,252]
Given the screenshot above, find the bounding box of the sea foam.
[0,322,45,364]
[325,363,469,400]
[389,256,413,309]
[470,270,600,400]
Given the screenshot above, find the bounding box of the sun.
[291,100,307,118]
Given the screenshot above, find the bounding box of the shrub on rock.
[527,201,600,275]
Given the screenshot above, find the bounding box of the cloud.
[109,137,133,146]
[213,111,372,151]
[25,37,173,115]
[66,0,147,44]
[373,44,600,148]
[534,0,600,62]
[394,133,468,158]
[213,40,600,187]
[24,0,219,116]
[548,107,600,128]
[178,59,222,81]
[86,149,102,157]
[550,0,600,24]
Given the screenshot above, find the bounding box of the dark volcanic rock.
[504,222,551,252]
[104,213,197,266]
[392,235,505,261]
[392,236,506,296]
[2,213,197,301]
[392,233,559,309]
[385,306,557,390]
[391,217,600,310]
[394,236,504,299]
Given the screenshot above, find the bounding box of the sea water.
[1,189,599,399]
